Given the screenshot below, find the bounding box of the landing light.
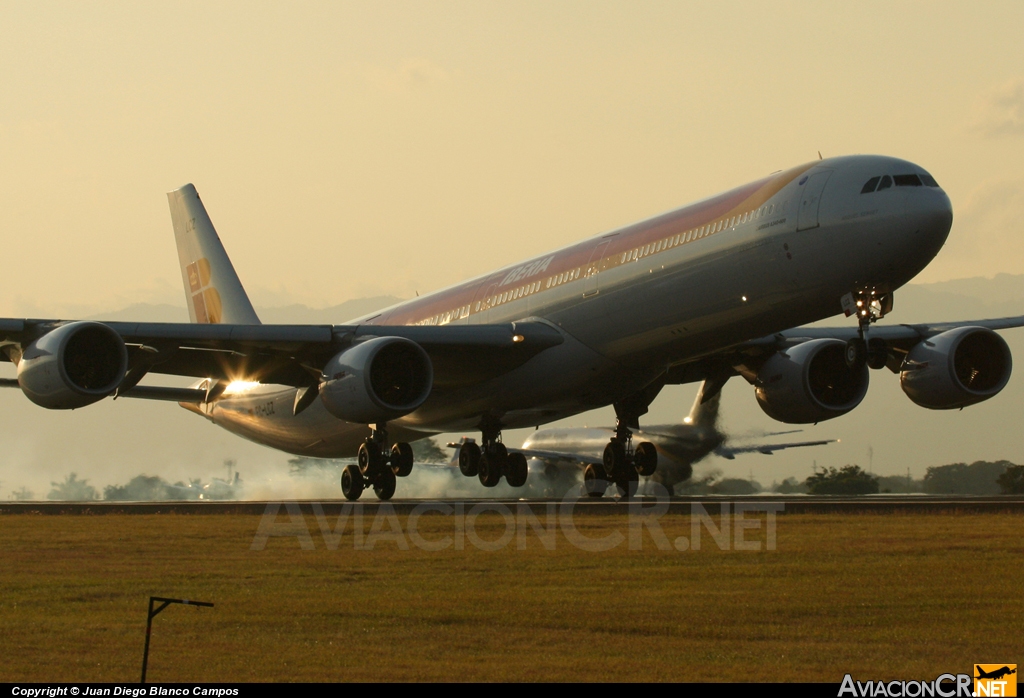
[741,296,747,302]
[512,334,525,343]
[224,380,260,394]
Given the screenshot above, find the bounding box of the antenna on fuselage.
[818,151,823,160]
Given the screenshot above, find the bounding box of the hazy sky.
[3,3,1024,496]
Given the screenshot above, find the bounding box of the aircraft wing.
[665,314,1024,385]
[510,447,604,467]
[0,318,564,392]
[714,438,837,460]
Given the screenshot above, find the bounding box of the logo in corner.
[975,664,1017,697]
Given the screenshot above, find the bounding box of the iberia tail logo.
[975,665,1017,697]
[186,257,223,324]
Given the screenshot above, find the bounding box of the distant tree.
[805,465,879,495]
[10,486,35,501]
[876,474,925,494]
[922,461,1011,495]
[411,437,449,463]
[46,473,98,501]
[996,465,1024,494]
[104,475,173,501]
[772,477,808,494]
[710,478,761,495]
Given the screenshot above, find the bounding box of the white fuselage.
[184,155,953,457]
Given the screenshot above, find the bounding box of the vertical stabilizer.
[684,379,723,429]
[167,184,261,325]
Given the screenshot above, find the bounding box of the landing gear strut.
[340,423,414,501]
[841,288,893,371]
[457,421,529,489]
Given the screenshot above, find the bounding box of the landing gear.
[342,423,414,501]
[591,414,658,499]
[457,421,529,489]
[841,288,894,372]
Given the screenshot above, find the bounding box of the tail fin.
[167,184,261,325]
[684,379,723,429]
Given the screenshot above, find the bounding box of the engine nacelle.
[755,338,869,424]
[900,327,1011,409]
[17,322,128,409]
[319,336,433,424]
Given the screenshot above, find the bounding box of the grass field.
[1,506,1020,682]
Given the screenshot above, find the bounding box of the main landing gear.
[584,417,659,499]
[841,288,893,371]
[457,424,529,489]
[340,423,415,501]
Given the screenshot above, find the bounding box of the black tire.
[358,441,382,476]
[506,452,529,488]
[477,446,505,483]
[341,464,364,501]
[603,440,627,477]
[374,467,397,501]
[634,441,658,476]
[845,338,867,370]
[615,467,639,499]
[459,441,481,477]
[391,442,414,477]
[583,463,608,498]
[866,337,888,370]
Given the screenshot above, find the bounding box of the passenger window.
[877,175,892,191]
[894,174,922,187]
[861,176,881,194]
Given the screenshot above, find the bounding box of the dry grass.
[0,508,1021,682]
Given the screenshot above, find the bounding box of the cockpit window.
[861,176,881,194]
[894,174,922,187]
[877,175,893,191]
[920,173,940,187]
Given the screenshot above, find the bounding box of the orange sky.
[2,2,1024,317]
[3,2,1024,494]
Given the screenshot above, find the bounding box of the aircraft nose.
[905,185,953,258]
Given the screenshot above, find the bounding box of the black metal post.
[141,596,214,684]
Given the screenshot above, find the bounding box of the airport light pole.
[141,596,214,684]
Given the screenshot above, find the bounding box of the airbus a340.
[2,155,1018,500]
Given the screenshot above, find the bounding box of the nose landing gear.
[841,288,893,371]
[340,422,415,501]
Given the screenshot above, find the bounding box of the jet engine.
[17,321,128,409]
[755,338,869,424]
[319,336,433,424]
[900,327,1011,409]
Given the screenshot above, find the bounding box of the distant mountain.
[85,296,404,325]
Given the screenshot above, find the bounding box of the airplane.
[975,666,1016,681]
[2,155,1020,502]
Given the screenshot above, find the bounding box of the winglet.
[167,184,261,325]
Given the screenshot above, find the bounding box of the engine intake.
[755,338,869,424]
[17,322,128,409]
[319,336,433,424]
[901,327,1011,409]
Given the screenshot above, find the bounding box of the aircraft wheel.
[459,441,481,477]
[634,441,658,476]
[603,440,627,477]
[341,464,365,501]
[866,337,888,370]
[506,452,529,488]
[583,463,608,498]
[391,442,414,477]
[373,467,397,501]
[358,441,383,476]
[615,467,639,499]
[844,338,866,370]
[478,452,502,488]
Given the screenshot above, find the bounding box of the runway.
[2,495,1023,515]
